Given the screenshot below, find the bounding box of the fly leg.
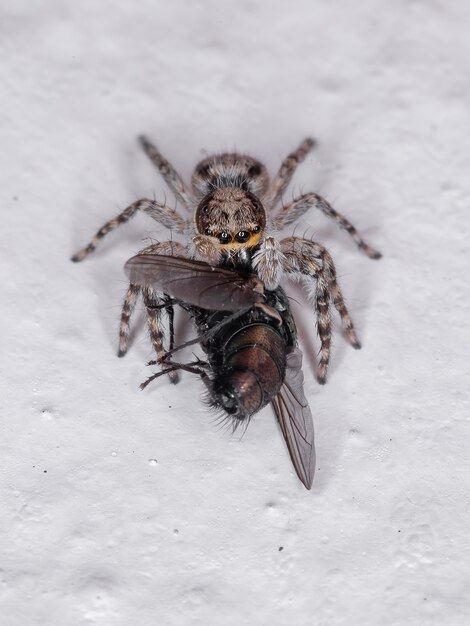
[140,359,211,390]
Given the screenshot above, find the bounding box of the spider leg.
[280,236,360,383]
[274,192,381,259]
[117,240,187,383]
[71,199,189,262]
[266,138,316,209]
[139,135,193,209]
[117,285,179,360]
[118,283,140,357]
[142,285,179,384]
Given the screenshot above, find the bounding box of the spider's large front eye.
[235,231,250,243]
[218,232,231,244]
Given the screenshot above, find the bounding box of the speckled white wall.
[1,1,469,624]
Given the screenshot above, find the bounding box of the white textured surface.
[1,1,470,624]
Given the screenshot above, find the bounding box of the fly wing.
[125,254,265,311]
[271,346,315,489]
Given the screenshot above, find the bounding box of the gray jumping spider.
[72,135,380,383]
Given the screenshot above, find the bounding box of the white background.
[1,1,469,624]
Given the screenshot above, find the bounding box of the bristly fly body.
[125,254,315,488]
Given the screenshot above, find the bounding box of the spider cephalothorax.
[195,187,265,251]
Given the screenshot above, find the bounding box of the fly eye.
[218,232,231,244]
[235,231,250,243]
[252,225,260,233]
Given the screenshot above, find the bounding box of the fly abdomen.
[213,324,287,420]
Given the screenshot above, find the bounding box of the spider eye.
[218,232,231,244]
[204,227,212,236]
[252,225,260,233]
[235,231,250,243]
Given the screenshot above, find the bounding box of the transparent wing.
[125,254,265,311]
[271,346,315,489]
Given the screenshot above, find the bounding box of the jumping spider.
[72,135,380,383]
